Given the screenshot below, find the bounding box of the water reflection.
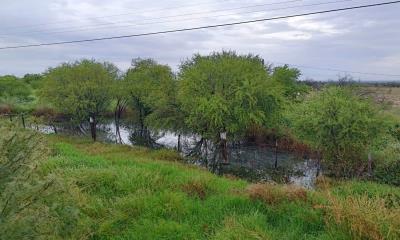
[35,119,319,188]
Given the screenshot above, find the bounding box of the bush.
[288,86,387,177]
[0,124,91,239]
[374,139,400,186]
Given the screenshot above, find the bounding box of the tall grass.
[1,126,400,239]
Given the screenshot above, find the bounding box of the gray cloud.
[0,0,399,81]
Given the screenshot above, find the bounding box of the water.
[35,119,319,188]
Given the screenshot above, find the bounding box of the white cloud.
[0,0,399,82]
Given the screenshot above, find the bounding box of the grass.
[1,128,400,239]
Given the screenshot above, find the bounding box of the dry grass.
[246,183,307,205]
[181,180,209,200]
[315,176,334,190]
[323,193,400,240]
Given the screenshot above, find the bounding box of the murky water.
[34,119,319,188]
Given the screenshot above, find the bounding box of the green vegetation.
[41,60,117,140]
[1,50,399,239]
[1,51,399,181]
[288,86,387,177]
[1,125,399,239]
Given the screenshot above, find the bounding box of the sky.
[0,0,399,81]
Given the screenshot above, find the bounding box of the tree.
[288,86,386,177]
[177,51,281,165]
[144,74,187,151]
[124,58,175,145]
[0,75,32,104]
[271,65,309,101]
[41,59,116,141]
[23,74,43,89]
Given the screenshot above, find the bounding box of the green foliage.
[23,73,43,89]
[0,75,32,104]
[41,59,116,123]
[288,86,386,177]
[2,126,400,239]
[125,58,176,129]
[272,65,309,101]
[0,124,91,239]
[374,146,400,186]
[177,51,281,141]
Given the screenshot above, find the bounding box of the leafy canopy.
[41,59,116,122]
[125,58,176,128]
[0,75,32,103]
[288,86,386,177]
[177,51,281,141]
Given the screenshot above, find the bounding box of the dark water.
[34,120,319,188]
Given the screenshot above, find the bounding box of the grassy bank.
[1,126,399,239]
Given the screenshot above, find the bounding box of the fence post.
[21,114,26,128]
[274,139,278,169]
[368,152,373,177]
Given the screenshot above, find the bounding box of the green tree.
[0,75,32,103]
[144,74,187,151]
[271,65,309,101]
[177,51,281,164]
[288,86,386,177]
[125,58,174,128]
[23,73,43,89]
[41,59,116,141]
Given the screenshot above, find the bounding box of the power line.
[2,0,236,30]
[273,62,400,77]
[1,0,303,36]
[5,0,352,37]
[1,1,399,51]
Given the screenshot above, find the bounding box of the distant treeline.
[303,78,400,89]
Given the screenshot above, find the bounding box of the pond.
[33,119,319,189]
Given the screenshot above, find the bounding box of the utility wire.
[273,62,400,77]
[1,0,303,36]
[1,1,400,51]
[2,0,254,30]
[5,0,354,37]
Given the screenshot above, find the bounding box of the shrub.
[288,86,387,177]
[374,140,400,186]
[0,124,91,239]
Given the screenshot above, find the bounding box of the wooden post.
[21,114,26,128]
[316,156,321,177]
[89,116,96,142]
[9,114,12,122]
[368,152,373,177]
[220,132,228,164]
[177,134,181,152]
[274,139,278,169]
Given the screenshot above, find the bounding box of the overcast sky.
[0,0,399,81]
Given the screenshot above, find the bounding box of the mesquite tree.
[41,59,116,141]
[177,51,281,166]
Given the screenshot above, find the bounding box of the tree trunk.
[90,116,97,142]
[114,106,122,144]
